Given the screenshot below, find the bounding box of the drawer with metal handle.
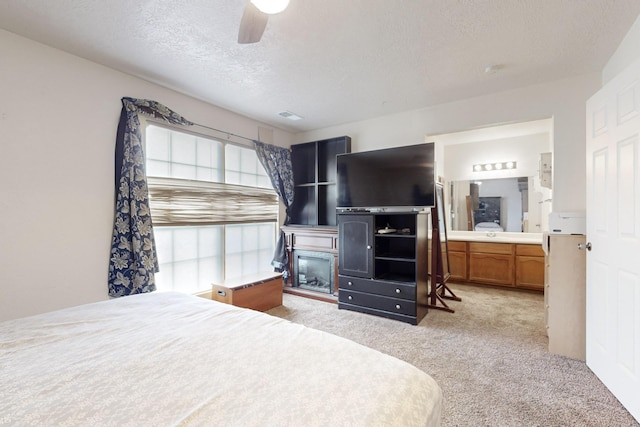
[338,275,416,301]
[338,289,415,316]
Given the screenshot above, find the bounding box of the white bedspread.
[0,292,442,426]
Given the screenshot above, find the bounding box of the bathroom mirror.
[431,118,554,234]
[448,176,551,233]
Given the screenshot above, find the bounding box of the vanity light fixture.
[472,161,517,172]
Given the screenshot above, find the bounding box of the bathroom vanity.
[447,231,544,291]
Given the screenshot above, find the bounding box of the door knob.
[578,242,592,251]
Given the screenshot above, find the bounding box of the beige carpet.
[267,284,638,426]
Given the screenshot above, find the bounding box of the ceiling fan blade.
[238,2,268,44]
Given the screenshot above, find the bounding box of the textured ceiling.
[1,0,639,133]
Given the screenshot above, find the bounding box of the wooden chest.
[211,273,283,312]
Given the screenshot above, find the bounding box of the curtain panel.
[253,141,294,278]
[108,97,193,297]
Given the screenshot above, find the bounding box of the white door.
[586,58,640,423]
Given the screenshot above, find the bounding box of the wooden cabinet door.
[515,244,544,291]
[447,241,467,282]
[338,214,374,278]
[515,256,545,290]
[468,253,514,286]
[468,242,514,286]
[448,251,467,282]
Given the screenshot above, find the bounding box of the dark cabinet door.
[338,214,374,278]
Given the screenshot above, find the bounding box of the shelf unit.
[290,136,351,226]
[337,211,428,325]
[374,215,418,283]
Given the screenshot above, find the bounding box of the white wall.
[0,29,294,321]
[603,15,640,84]
[296,73,601,214]
[443,133,550,182]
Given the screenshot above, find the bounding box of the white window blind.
[147,176,278,226]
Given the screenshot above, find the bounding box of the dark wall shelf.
[290,136,351,227]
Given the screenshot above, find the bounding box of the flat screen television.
[336,142,435,211]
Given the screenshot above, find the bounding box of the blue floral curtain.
[108,97,193,297]
[254,141,294,278]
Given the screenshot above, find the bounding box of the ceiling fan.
[238,0,290,44]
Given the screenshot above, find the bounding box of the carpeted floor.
[267,284,638,426]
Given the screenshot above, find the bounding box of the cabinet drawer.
[469,242,514,255]
[338,275,415,300]
[516,244,544,257]
[447,240,467,252]
[338,289,415,316]
[292,234,336,251]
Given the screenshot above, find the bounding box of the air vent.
[278,111,303,121]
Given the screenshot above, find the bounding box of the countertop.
[447,231,543,245]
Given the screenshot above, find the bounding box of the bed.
[0,291,442,426]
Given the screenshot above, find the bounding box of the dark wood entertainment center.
[337,211,429,325]
[283,137,443,324]
[282,136,350,303]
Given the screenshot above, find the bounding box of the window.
[145,124,278,294]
